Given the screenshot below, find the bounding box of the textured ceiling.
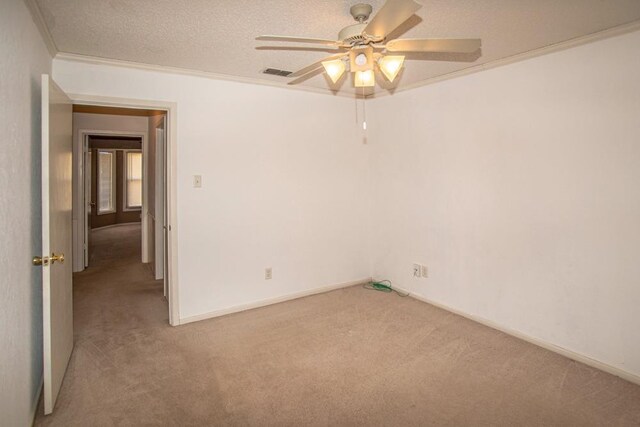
[36,0,640,95]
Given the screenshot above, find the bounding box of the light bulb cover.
[378,55,405,82]
[354,70,375,87]
[321,59,346,84]
[349,46,374,72]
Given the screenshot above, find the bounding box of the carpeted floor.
[35,223,640,426]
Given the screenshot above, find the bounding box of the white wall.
[368,30,640,377]
[71,112,149,271]
[0,0,52,424]
[54,60,372,320]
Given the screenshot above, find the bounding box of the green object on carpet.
[363,280,409,297]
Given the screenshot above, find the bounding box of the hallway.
[36,223,172,425]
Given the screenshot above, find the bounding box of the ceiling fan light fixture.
[322,59,346,84]
[354,70,375,87]
[349,46,374,72]
[378,55,405,82]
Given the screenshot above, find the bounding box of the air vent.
[263,68,293,77]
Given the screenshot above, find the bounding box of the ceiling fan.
[256,0,481,89]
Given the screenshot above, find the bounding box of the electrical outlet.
[421,265,428,278]
[413,264,421,277]
[193,175,202,188]
[265,267,272,280]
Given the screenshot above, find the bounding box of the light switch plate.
[413,264,421,277]
[193,175,202,188]
[421,265,428,278]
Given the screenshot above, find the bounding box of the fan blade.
[289,53,347,78]
[363,0,422,40]
[256,35,339,46]
[386,38,481,53]
[287,67,324,85]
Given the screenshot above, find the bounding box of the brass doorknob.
[33,256,49,266]
[50,252,65,264]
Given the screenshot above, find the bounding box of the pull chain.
[362,86,367,131]
[355,90,359,124]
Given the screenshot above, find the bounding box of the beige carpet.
[35,223,640,426]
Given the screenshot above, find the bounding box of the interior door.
[84,139,91,267]
[38,74,74,415]
[154,123,166,286]
[162,120,169,297]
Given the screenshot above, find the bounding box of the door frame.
[78,129,148,268]
[71,93,180,326]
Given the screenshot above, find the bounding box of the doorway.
[38,78,180,415]
[86,135,143,262]
[71,104,175,322]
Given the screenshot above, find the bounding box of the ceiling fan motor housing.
[338,23,368,45]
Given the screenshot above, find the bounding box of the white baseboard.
[30,376,43,426]
[179,277,372,325]
[393,286,640,386]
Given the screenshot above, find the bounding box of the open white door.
[154,123,166,286]
[36,74,74,415]
[84,138,91,267]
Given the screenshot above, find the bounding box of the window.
[124,150,142,210]
[97,150,116,215]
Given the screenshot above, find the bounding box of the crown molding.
[54,52,354,99]
[369,19,640,99]
[23,0,58,57]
